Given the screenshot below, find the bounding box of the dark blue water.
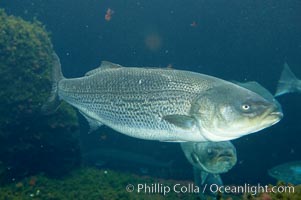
[1,0,301,186]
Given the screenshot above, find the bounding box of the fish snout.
[217,149,235,158]
[217,153,235,162]
[216,150,236,168]
[265,103,283,124]
[215,157,236,173]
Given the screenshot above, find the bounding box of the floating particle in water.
[144,32,162,52]
[190,21,197,27]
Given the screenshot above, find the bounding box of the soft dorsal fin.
[85,61,123,76]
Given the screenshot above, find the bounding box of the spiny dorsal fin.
[232,81,275,102]
[85,61,122,76]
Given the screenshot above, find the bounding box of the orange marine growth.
[105,8,114,21]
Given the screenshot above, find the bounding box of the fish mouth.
[218,151,234,158]
[269,111,283,118]
[217,155,234,162]
[263,104,283,123]
[216,151,235,162]
[266,110,283,125]
[211,159,234,173]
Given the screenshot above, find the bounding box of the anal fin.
[79,110,103,133]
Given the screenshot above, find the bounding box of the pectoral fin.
[200,171,209,185]
[162,114,196,129]
[193,167,202,186]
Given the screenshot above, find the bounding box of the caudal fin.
[275,63,299,97]
[41,52,64,114]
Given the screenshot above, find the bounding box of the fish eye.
[241,104,250,111]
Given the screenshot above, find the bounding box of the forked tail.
[41,52,65,114]
[275,62,299,97]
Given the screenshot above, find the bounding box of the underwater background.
[0,0,301,199]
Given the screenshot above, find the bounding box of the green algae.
[0,9,80,184]
[0,9,52,126]
[0,167,199,200]
[1,167,300,200]
[244,182,301,200]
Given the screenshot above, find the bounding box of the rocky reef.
[0,167,300,200]
[239,182,301,200]
[0,167,199,200]
[0,9,80,184]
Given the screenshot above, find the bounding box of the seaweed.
[0,9,80,184]
[0,167,199,200]
[251,182,301,200]
[1,167,300,200]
